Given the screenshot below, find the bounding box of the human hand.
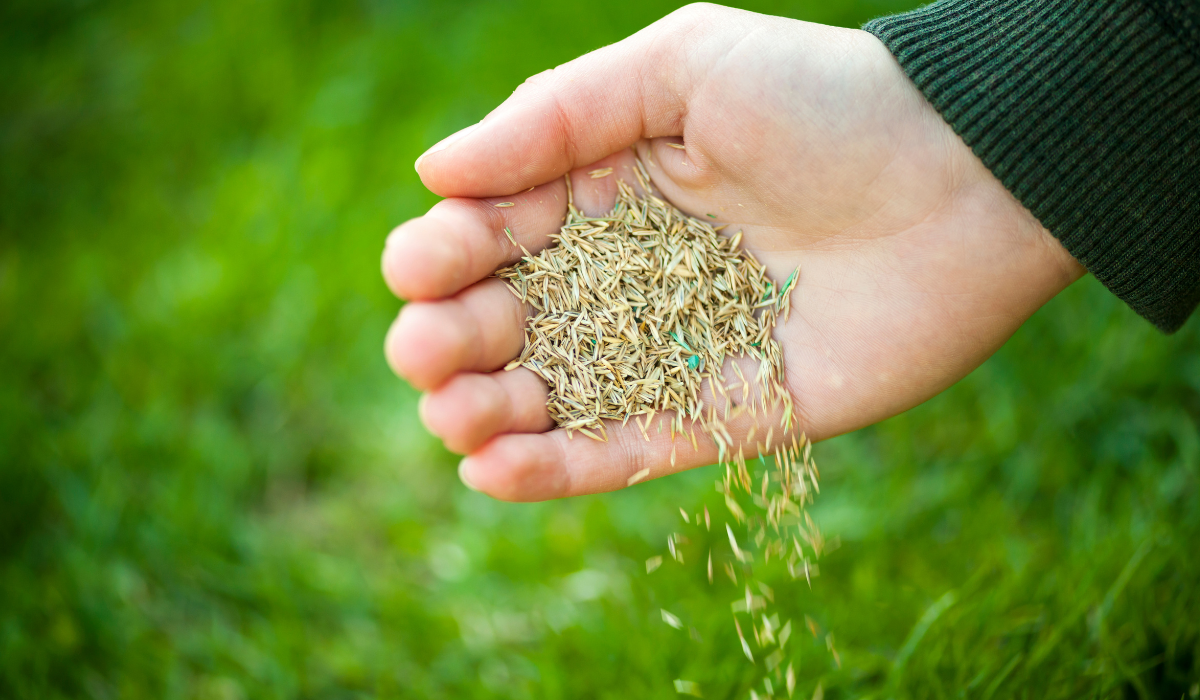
[382,3,1085,501]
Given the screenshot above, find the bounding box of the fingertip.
[384,312,408,378]
[460,434,569,502]
[417,390,432,423]
[383,221,464,301]
[415,122,484,179]
[418,111,547,198]
[384,303,470,390]
[419,374,509,454]
[457,458,481,492]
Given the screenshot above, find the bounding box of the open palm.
[382,4,1083,501]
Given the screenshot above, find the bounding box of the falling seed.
[490,156,825,696]
[724,494,746,523]
[503,227,516,247]
[726,524,744,562]
[826,634,840,668]
[494,202,515,208]
[667,143,686,150]
[735,618,754,662]
[661,609,684,629]
[806,615,819,638]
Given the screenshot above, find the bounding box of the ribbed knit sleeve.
[865,0,1200,333]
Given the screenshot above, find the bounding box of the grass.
[1,0,1198,698]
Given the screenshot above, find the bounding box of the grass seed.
[495,159,822,695]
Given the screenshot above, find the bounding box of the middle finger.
[385,276,529,391]
[381,153,645,302]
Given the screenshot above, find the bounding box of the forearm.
[865,0,1200,332]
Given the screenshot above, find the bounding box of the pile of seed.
[497,162,798,454]
[496,159,825,698]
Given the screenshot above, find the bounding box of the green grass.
[2,0,1198,698]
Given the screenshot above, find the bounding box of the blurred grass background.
[2,0,1198,698]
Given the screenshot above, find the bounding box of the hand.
[381,3,1085,501]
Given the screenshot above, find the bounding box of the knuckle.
[663,3,724,32]
[505,68,578,165]
[462,201,510,255]
[519,67,558,92]
[508,67,561,108]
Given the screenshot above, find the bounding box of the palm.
[383,5,1082,501]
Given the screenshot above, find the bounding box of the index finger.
[410,5,764,197]
[383,152,645,301]
[381,179,567,301]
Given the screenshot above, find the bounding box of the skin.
[381,4,1085,502]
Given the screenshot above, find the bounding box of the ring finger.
[384,276,530,391]
[420,368,554,454]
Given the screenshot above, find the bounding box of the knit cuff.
[865,0,1200,332]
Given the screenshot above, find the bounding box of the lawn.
[1,0,1198,698]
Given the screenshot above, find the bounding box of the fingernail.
[415,122,482,172]
[457,458,480,492]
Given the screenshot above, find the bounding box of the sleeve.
[864,0,1200,333]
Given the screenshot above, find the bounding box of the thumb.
[414,6,725,198]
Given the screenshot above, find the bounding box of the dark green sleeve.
[864,0,1200,333]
